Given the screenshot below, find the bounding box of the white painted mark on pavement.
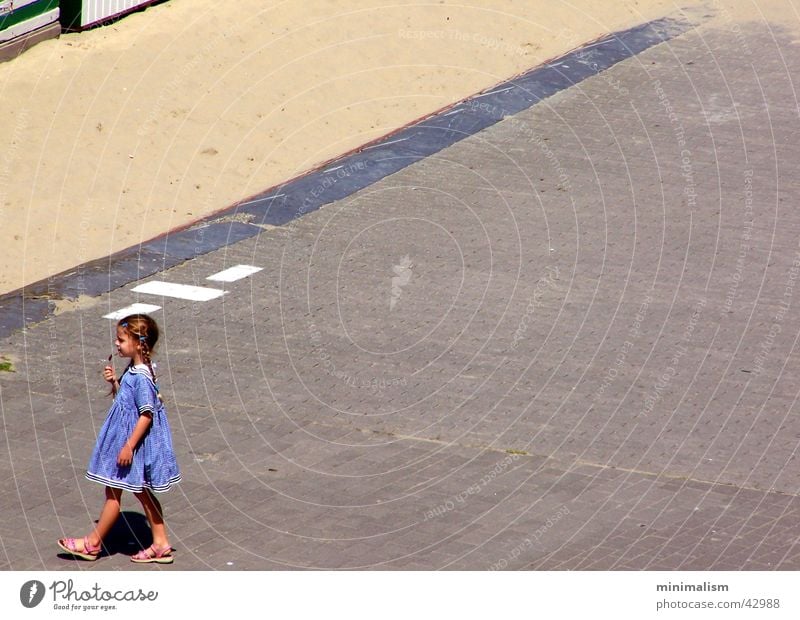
[472,86,514,99]
[237,193,285,207]
[103,303,162,320]
[206,264,263,283]
[131,281,226,301]
[363,137,408,150]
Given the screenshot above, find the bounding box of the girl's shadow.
[57,511,152,561]
[103,511,154,557]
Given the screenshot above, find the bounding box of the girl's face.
[115,326,142,362]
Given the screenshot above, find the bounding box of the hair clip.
[121,322,128,327]
[139,336,146,341]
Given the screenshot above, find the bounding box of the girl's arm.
[103,365,120,395]
[117,412,153,466]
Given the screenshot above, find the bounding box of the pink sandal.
[57,536,101,561]
[131,544,174,564]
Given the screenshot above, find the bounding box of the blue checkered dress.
[86,364,181,493]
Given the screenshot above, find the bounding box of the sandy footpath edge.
[0,0,792,297]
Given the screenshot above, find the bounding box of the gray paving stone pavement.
[3,19,800,570]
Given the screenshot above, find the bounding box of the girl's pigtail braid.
[141,340,164,404]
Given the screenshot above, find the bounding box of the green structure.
[0,0,60,60]
[59,0,159,31]
[0,0,164,60]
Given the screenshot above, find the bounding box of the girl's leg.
[134,489,170,549]
[87,486,123,548]
[60,486,122,553]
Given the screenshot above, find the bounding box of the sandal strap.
[151,545,171,557]
[133,544,172,560]
[59,536,99,556]
[135,545,157,560]
[83,536,101,554]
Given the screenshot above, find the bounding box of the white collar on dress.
[128,363,156,379]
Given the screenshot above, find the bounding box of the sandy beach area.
[0,0,793,298]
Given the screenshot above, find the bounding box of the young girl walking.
[58,314,181,563]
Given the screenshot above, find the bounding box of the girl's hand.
[117,443,133,467]
[103,365,119,388]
